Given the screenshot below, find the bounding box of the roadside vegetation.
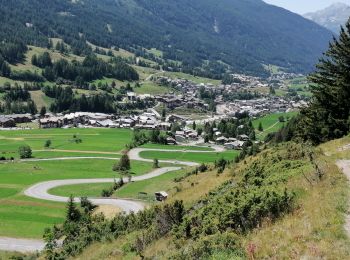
[35,141,350,259]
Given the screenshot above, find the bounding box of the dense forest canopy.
[0,0,332,77]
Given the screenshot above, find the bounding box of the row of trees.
[0,85,37,114]
[128,129,168,149]
[37,54,139,84]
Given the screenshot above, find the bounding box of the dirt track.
[336,160,350,237]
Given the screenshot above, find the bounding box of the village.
[0,73,304,151]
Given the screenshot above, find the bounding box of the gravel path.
[336,160,350,237]
[4,145,214,252]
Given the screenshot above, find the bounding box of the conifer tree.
[298,21,350,144]
[66,195,81,222]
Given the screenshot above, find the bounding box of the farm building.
[155,191,168,201]
[0,116,16,128]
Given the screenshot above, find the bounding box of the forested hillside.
[0,0,332,77]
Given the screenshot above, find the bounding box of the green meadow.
[0,128,132,159]
[0,158,153,238]
[0,127,234,238]
[253,111,298,140]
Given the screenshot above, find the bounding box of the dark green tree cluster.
[0,42,27,64]
[298,22,350,144]
[0,85,37,114]
[31,52,52,68]
[279,22,350,145]
[0,55,11,77]
[42,85,115,113]
[3,85,31,102]
[44,198,186,259]
[203,114,255,141]
[128,129,168,149]
[42,55,139,84]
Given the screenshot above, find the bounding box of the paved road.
[0,237,45,253]
[23,166,181,213]
[4,145,215,253]
[336,160,350,237]
[127,145,225,167]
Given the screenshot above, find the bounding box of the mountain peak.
[304,2,350,33]
[328,2,349,9]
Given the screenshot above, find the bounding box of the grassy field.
[0,128,132,159]
[134,81,173,95]
[253,111,299,140]
[0,158,155,238]
[140,150,239,163]
[0,128,133,238]
[0,127,236,239]
[115,169,186,200]
[29,90,54,109]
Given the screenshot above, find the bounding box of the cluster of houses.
[155,94,207,110]
[0,114,33,128]
[152,74,305,118]
[174,128,199,143]
[38,111,175,131]
[217,97,303,117]
[211,127,250,150]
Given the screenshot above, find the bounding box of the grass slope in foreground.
[74,142,350,259]
[139,150,239,163]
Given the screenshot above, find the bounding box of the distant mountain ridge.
[304,2,350,33]
[0,0,333,76]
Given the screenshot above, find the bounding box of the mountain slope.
[304,3,350,33]
[0,0,333,76]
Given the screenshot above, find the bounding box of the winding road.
[1,145,222,253]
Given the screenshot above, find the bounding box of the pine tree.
[66,195,81,222]
[31,54,38,66]
[298,22,350,144]
[1,62,11,77]
[40,106,47,117]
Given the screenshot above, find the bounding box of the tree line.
[0,84,37,114]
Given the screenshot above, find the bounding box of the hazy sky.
[264,0,350,14]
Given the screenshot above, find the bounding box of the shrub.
[113,154,131,172]
[18,145,32,159]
